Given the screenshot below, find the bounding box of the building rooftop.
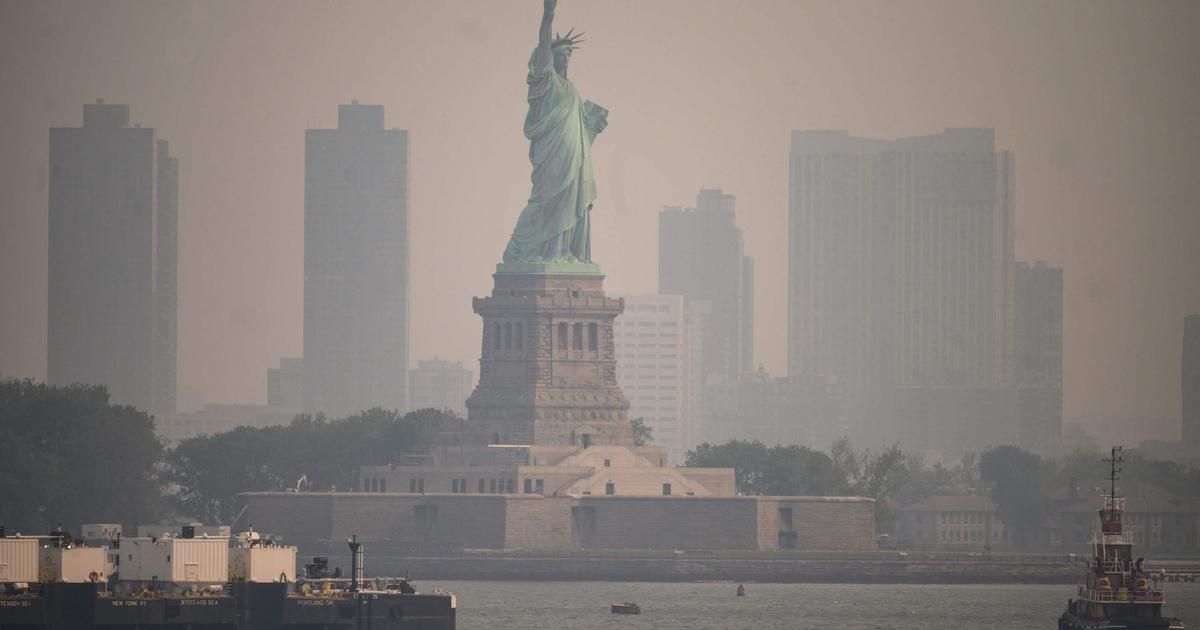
[791,128,996,155]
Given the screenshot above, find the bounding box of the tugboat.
[1058,447,1184,630]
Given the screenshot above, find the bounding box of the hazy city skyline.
[1,1,1198,445]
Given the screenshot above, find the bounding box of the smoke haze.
[1,0,1198,443]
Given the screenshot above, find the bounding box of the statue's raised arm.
[539,0,556,49]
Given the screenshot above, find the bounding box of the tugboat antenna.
[1104,445,1123,521]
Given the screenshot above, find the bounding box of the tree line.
[685,438,1200,540]
[0,379,457,534]
[684,438,909,532]
[3,379,1197,544]
[165,407,457,523]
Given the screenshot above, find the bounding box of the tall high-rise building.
[789,129,1014,455]
[613,294,688,463]
[409,359,474,418]
[303,101,408,417]
[1014,262,1063,456]
[1184,315,1200,447]
[659,189,754,387]
[48,100,177,414]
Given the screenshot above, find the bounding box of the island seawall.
[293,547,1200,584]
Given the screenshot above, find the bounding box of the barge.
[0,526,455,630]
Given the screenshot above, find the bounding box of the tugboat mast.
[1104,446,1123,523]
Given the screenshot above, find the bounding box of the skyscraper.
[1184,314,1200,447]
[48,100,177,414]
[788,129,1014,455]
[1014,261,1063,456]
[659,189,754,387]
[303,101,408,417]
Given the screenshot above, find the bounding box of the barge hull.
[1,583,454,630]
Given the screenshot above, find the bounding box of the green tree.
[164,425,285,523]
[686,440,771,494]
[829,436,861,495]
[163,407,457,523]
[630,417,653,446]
[980,445,1055,549]
[0,379,164,533]
[1111,450,1200,498]
[894,450,985,508]
[856,444,910,534]
[685,441,839,497]
[955,452,984,495]
[825,438,910,533]
[896,459,959,505]
[759,445,838,496]
[1053,447,1200,503]
[687,438,906,532]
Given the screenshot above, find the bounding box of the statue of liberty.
[502,0,608,265]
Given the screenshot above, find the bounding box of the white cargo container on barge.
[0,536,39,583]
[38,546,108,583]
[119,535,228,583]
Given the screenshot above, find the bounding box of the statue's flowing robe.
[503,45,607,263]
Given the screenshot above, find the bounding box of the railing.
[1103,496,1126,512]
[1092,533,1131,546]
[1077,585,1164,603]
[1101,559,1128,573]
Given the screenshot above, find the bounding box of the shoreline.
[292,542,1200,585]
[308,550,1111,584]
[389,556,1079,584]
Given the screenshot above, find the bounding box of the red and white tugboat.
[1058,447,1184,630]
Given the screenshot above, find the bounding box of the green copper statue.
[502,0,608,265]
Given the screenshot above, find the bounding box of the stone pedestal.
[466,264,632,447]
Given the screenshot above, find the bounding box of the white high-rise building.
[613,294,689,463]
[789,128,1015,457]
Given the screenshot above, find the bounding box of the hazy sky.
[1,1,1198,442]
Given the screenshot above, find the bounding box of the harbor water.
[436,580,1200,630]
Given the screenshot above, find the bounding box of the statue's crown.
[552,27,584,51]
